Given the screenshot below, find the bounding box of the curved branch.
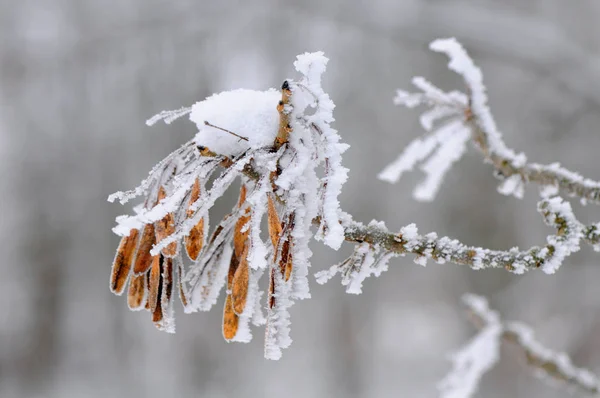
[341,204,598,274]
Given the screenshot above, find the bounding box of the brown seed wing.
[162,257,173,306]
[233,184,250,259]
[188,178,201,210]
[134,223,156,274]
[127,273,147,310]
[233,209,251,259]
[144,270,151,311]
[227,250,240,289]
[151,256,164,325]
[155,186,177,257]
[284,240,293,282]
[268,268,276,309]
[231,245,249,315]
[185,178,205,261]
[185,218,204,261]
[267,194,282,257]
[147,255,161,313]
[110,228,140,295]
[152,298,163,324]
[237,183,248,207]
[223,294,239,341]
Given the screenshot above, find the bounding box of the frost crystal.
[108,51,349,360]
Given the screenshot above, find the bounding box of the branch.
[341,207,599,275]
[453,294,600,396]
[380,38,600,204]
[232,149,600,275]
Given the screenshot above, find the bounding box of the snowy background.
[2,1,600,397]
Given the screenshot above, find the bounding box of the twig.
[204,120,248,142]
[434,39,600,204]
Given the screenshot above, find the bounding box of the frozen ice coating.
[190,89,281,156]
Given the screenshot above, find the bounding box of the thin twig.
[204,120,249,142]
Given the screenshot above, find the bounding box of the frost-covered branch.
[380,38,600,204]
[335,197,600,276]
[440,294,600,397]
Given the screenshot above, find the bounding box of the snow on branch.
[439,294,600,397]
[379,38,600,204]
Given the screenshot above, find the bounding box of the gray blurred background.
[2,1,600,397]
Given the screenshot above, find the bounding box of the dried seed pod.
[144,271,152,311]
[147,255,162,313]
[185,178,205,261]
[185,218,205,261]
[233,185,250,259]
[134,223,156,274]
[267,193,282,257]
[275,80,293,149]
[127,273,147,310]
[151,256,165,326]
[155,186,177,257]
[223,294,239,341]
[162,257,173,307]
[110,228,140,294]
[268,268,276,309]
[280,237,293,282]
[207,226,224,250]
[231,245,249,315]
[227,250,240,289]
[152,298,163,324]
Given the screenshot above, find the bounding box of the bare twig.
[204,120,249,142]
